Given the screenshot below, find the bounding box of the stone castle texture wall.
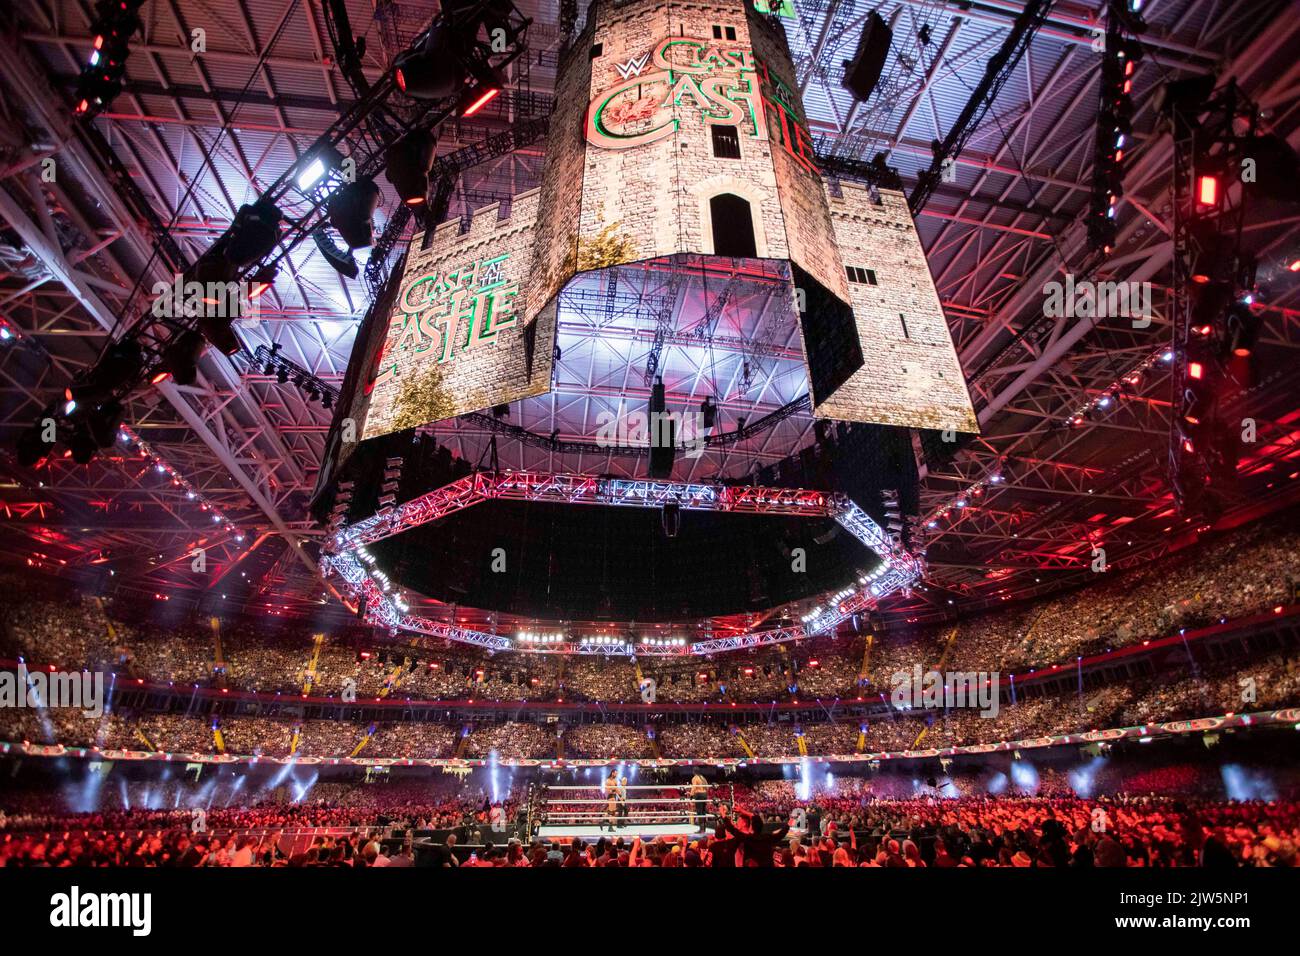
[817,182,979,433]
[361,190,556,440]
[524,20,593,324]
[528,0,844,299]
[359,0,976,439]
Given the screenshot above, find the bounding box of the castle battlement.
[422,187,541,256]
[824,180,913,223]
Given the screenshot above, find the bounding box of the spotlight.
[384,129,437,206]
[73,0,144,118]
[297,157,328,191]
[154,330,207,386]
[86,400,125,449]
[188,256,239,307]
[327,178,381,249]
[1224,301,1262,358]
[197,315,241,356]
[460,76,502,116]
[1196,173,1219,209]
[184,260,243,355]
[294,145,352,201]
[224,198,282,267]
[248,264,277,300]
[68,429,98,465]
[393,26,463,100]
[15,421,53,467]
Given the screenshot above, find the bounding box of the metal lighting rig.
[1165,78,1264,519]
[13,0,532,469]
[322,470,922,654]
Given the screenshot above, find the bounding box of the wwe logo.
[614,52,651,80]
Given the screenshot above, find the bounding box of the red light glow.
[462,87,500,116]
[1197,174,1218,206]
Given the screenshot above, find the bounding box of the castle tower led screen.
[355,0,977,442]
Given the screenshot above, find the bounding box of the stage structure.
[327,0,978,648]
[355,0,976,441]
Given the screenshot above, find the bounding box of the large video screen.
[360,196,555,441]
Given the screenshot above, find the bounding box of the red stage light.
[1188,361,1203,379]
[1196,174,1218,206]
[461,86,500,116]
[1289,259,1300,273]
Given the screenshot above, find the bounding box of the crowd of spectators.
[4,508,1297,710]
[2,642,1297,759]
[3,513,1300,763]
[563,723,654,758]
[461,721,554,759]
[655,724,746,759]
[2,785,1297,867]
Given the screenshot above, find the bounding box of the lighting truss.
[323,471,923,655]
[329,551,695,656]
[455,393,811,460]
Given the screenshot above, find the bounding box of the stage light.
[1188,361,1203,380]
[86,400,125,449]
[327,177,381,249]
[294,146,349,200]
[297,158,326,191]
[73,1,144,118]
[1224,301,1262,358]
[15,422,52,467]
[1196,174,1219,208]
[70,338,143,404]
[155,330,207,387]
[313,227,359,278]
[384,129,436,206]
[224,199,282,267]
[188,256,239,306]
[248,264,277,299]
[393,26,463,100]
[68,430,98,465]
[460,81,501,117]
[198,315,241,356]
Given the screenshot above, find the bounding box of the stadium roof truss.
[0,0,1298,627]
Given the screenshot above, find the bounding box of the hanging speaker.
[842,12,892,101]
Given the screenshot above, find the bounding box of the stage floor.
[537,823,706,840]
